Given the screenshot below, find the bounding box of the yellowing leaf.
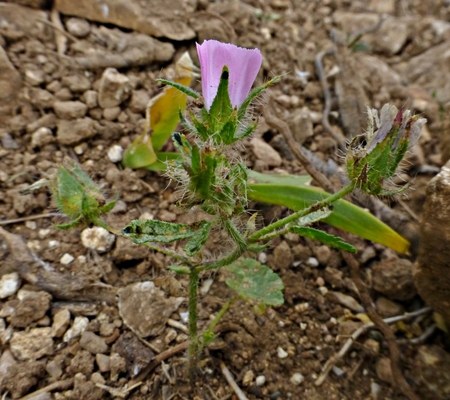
[122,52,194,169]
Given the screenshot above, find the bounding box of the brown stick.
[342,252,421,400]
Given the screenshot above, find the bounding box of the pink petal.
[196,40,262,111]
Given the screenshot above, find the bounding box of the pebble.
[25,68,45,86]
[0,349,16,378]
[277,347,288,359]
[242,370,254,386]
[56,117,96,146]
[91,372,106,385]
[250,138,282,167]
[54,100,87,119]
[307,257,319,267]
[31,127,55,148]
[66,18,91,37]
[46,360,63,378]
[0,272,20,299]
[103,106,121,121]
[52,309,71,337]
[81,227,115,253]
[129,90,150,113]
[98,68,132,108]
[64,316,89,342]
[256,375,266,386]
[74,143,87,155]
[318,286,328,295]
[60,253,75,265]
[290,372,304,385]
[96,353,111,372]
[327,291,364,313]
[107,145,124,163]
[62,75,91,93]
[375,296,404,318]
[80,331,109,354]
[83,90,98,108]
[200,278,214,295]
[180,312,189,324]
[10,327,54,360]
[294,302,309,313]
[332,366,345,377]
[375,357,393,384]
[164,328,177,345]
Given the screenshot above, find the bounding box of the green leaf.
[247,171,410,254]
[155,78,200,99]
[225,258,284,307]
[208,67,233,134]
[168,265,191,275]
[122,132,157,169]
[290,226,357,253]
[184,221,212,256]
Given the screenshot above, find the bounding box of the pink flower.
[196,40,263,111]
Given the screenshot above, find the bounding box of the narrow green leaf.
[290,226,357,253]
[225,258,284,307]
[248,172,410,254]
[184,221,212,256]
[168,265,191,275]
[155,78,200,99]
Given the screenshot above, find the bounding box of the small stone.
[294,302,309,313]
[164,328,177,345]
[91,372,105,385]
[255,375,266,386]
[110,353,127,381]
[10,291,52,328]
[129,90,150,113]
[80,331,109,354]
[327,291,364,313]
[316,277,325,287]
[54,87,72,101]
[200,278,214,295]
[364,338,380,356]
[96,353,111,372]
[62,75,91,92]
[290,372,304,385]
[315,245,331,265]
[0,132,19,149]
[25,68,45,86]
[56,117,95,146]
[242,370,255,386]
[83,90,98,108]
[46,360,63,378]
[375,357,393,384]
[0,349,16,379]
[272,241,293,269]
[66,18,91,37]
[277,347,288,359]
[332,366,345,377]
[98,68,132,108]
[307,257,319,267]
[60,253,75,265]
[0,272,20,299]
[70,350,94,375]
[31,127,55,148]
[52,308,71,337]
[103,106,121,121]
[64,316,89,342]
[54,100,88,119]
[375,297,405,318]
[10,328,53,360]
[107,145,124,163]
[360,246,377,263]
[81,227,115,253]
[250,138,282,167]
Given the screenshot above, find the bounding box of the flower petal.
[196,40,262,111]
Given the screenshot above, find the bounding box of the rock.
[288,109,314,144]
[372,256,416,301]
[25,67,45,86]
[65,17,91,37]
[46,360,63,378]
[80,331,109,354]
[271,241,293,270]
[375,297,404,318]
[118,281,184,337]
[96,353,111,372]
[62,75,91,92]
[112,332,153,377]
[0,349,17,384]
[250,138,282,167]
[83,90,98,108]
[10,290,52,328]
[64,316,89,342]
[70,349,94,375]
[29,88,55,109]
[103,106,121,121]
[2,361,46,399]
[10,328,53,361]
[415,161,450,327]
[0,272,20,299]
[277,347,288,359]
[54,0,195,41]
[98,68,132,108]
[31,127,55,148]
[54,100,88,119]
[107,145,123,163]
[112,235,151,262]
[415,345,450,400]
[242,370,254,386]
[315,245,331,265]
[60,253,75,264]
[56,117,96,146]
[326,291,364,313]
[375,357,393,384]
[290,372,304,385]
[81,227,115,253]
[395,41,450,104]
[0,131,19,149]
[255,375,266,386]
[0,45,21,115]
[129,90,150,114]
[52,308,71,337]
[26,113,57,133]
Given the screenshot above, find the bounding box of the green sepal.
[208,67,233,135]
[189,111,209,142]
[168,265,191,275]
[237,76,280,121]
[218,116,238,145]
[155,78,200,99]
[225,258,284,307]
[188,146,218,201]
[289,226,357,253]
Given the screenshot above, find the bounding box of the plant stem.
[249,183,354,243]
[207,296,237,333]
[188,268,200,382]
[197,247,244,272]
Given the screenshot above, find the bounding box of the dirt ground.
[1,0,450,399]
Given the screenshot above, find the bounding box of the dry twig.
[18,379,73,400]
[220,362,248,400]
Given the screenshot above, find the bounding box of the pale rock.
[52,308,71,337]
[327,291,364,313]
[98,68,132,108]
[242,370,254,386]
[46,360,63,378]
[62,75,91,92]
[83,90,98,108]
[91,372,105,385]
[60,253,75,265]
[64,316,89,342]
[375,297,404,318]
[56,117,96,146]
[0,45,22,114]
[66,18,90,37]
[272,241,293,269]
[129,90,150,113]
[277,346,288,359]
[25,68,45,86]
[307,257,319,267]
[103,106,121,121]
[80,331,109,354]
[255,375,266,386]
[29,88,55,109]
[109,352,127,381]
[0,272,20,299]
[81,226,115,253]
[290,372,304,385]
[10,328,53,360]
[250,138,282,167]
[288,109,314,144]
[375,357,393,384]
[118,281,184,337]
[315,245,331,265]
[96,353,111,372]
[10,290,52,328]
[31,127,55,148]
[200,278,214,296]
[54,100,88,119]
[164,328,177,345]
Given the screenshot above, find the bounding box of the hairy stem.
[188,268,200,382]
